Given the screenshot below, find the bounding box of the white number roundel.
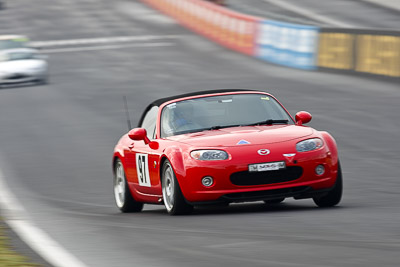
[136,153,151,187]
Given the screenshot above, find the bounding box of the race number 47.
[136,153,151,187]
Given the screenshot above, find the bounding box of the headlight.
[296,138,323,152]
[28,66,46,72]
[190,150,229,160]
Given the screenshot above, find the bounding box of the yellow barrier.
[318,33,354,70]
[318,31,400,78]
[356,35,400,77]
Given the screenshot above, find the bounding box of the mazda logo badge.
[257,149,270,155]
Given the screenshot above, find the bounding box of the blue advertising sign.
[256,20,319,70]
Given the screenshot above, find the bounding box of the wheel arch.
[112,135,128,170]
[112,155,120,170]
[320,131,339,169]
[159,155,168,181]
[159,149,194,215]
[112,152,125,171]
[159,146,187,193]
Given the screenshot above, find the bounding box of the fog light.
[201,176,214,187]
[315,165,325,175]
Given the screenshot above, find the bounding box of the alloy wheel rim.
[114,162,125,208]
[162,165,175,211]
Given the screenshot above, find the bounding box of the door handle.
[128,143,134,150]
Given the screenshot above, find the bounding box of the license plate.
[248,161,286,172]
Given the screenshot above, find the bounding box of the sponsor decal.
[283,153,296,163]
[167,103,176,109]
[237,140,251,145]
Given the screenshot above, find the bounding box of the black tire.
[113,159,143,212]
[264,198,285,204]
[37,75,48,85]
[313,162,343,207]
[162,160,193,215]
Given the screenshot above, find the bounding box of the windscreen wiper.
[174,125,242,135]
[246,119,289,126]
[204,124,242,131]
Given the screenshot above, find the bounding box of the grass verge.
[0,218,40,267]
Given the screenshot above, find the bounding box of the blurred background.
[0,0,399,267]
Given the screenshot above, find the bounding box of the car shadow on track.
[141,201,344,216]
[0,81,47,90]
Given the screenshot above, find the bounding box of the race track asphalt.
[0,1,399,266]
[227,0,400,28]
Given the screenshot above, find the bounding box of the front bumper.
[0,71,46,84]
[177,145,338,203]
[189,186,333,205]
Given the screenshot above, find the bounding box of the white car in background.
[0,48,48,86]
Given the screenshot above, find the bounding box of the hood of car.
[167,125,314,147]
[0,59,46,73]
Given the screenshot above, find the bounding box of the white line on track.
[43,42,174,53]
[0,168,89,267]
[30,35,181,48]
[261,0,355,28]
[360,0,400,12]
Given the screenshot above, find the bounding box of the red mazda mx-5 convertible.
[113,90,342,215]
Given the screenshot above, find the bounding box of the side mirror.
[128,128,159,149]
[295,111,312,126]
[128,128,150,144]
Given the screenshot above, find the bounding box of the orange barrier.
[141,0,259,55]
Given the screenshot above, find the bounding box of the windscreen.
[0,51,39,62]
[8,51,36,61]
[161,93,293,137]
[0,39,28,50]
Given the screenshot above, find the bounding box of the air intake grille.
[230,166,303,186]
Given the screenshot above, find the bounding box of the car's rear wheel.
[113,159,143,212]
[162,160,193,215]
[313,162,343,207]
[264,198,285,204]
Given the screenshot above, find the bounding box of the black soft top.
[137,89,265,126]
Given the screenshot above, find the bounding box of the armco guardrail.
[257,20,319,70]
[141,0,399,79]
[318,28,400,78]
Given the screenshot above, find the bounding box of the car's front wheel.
[37,76,48,85]
[113,159,143,212]
[162,160,193,215]
[313,162,343,207]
